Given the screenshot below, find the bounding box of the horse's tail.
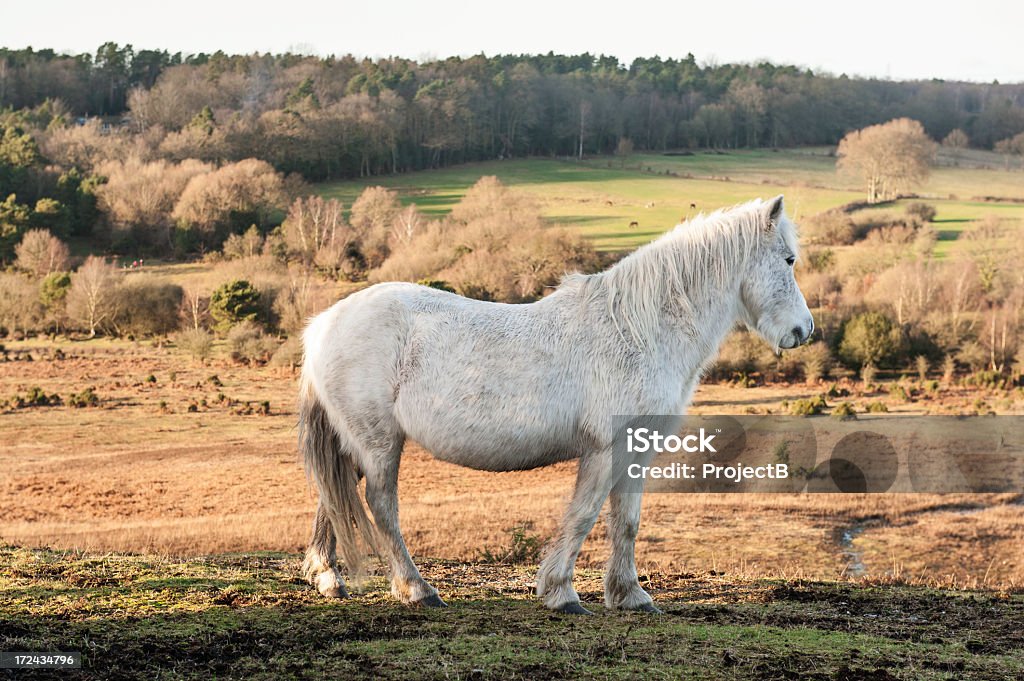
[298,373,381,581]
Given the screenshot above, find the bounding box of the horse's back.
[305,282,589,470]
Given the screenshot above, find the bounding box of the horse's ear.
[764,195,785,229]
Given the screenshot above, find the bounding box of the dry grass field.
[3,338,1022,591]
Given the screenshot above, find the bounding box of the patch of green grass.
[316,157,861,251]
[316,152,1024,254]
[2,546,1020,680]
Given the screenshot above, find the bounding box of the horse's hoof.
[556,601,594,615]
[413,593,448,608]
[315,573,348,599]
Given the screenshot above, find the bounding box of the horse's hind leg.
[363,442,445,607]
[536,448,615,614]
[302,502,348,598]
[604,489,659,612]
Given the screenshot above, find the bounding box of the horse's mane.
[562,198,799,349]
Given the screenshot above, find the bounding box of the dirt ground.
[1,339,1022,589]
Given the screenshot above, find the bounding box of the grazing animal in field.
[690,202,697,209]
[628,220,639,229]
[299,195,813,614]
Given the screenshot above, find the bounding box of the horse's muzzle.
[782,317,814,349]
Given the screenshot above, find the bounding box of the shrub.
[888,383,913,402]
[477,525,545,565]
[860,362,877,386]
[271,272,333,335]
[209,279,262,332]
[914,355,930,382]
[783,394,828,416]
[956,341,988,373]
[904,202,936,223]
[711,330,778,380]
[838,312,903,368]
[804,210,857,245]
[227,321,279,365]
[865,401,889,413]
[174,328,213,362]
[831,402,857,420]
[941,354,957,384]
[802,248,836,273]
[7,386,61,408]
[269,335,304,368]
[826,383,850,398]
[68,387,99,408]
[963,370,1008,390]
[794,342,831,383]
[110,278,183,337]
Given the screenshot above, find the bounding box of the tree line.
[2,45,1024,182]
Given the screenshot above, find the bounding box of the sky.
[4,0,1022,83]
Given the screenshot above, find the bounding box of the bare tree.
[390,204,424,248]
[282,195,351,267]
[172,159,286,237]
[96,158,212,248]
[837,118,936,202]
[66,256,123,337]
[349,186,402,268]
[14,229,70,277]
[994,132,1024,170]
[942,128,969,149]
[179,284,209,330]
[981,296,1021,373]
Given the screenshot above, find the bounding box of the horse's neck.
[661,279,741,366]
[640,237,744,374]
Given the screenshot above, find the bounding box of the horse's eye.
[785,256,796,266]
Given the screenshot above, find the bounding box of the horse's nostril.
[792,326,804,343]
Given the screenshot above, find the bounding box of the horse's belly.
[421,437,579,472]
[399,403,581,472]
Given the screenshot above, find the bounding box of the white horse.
[299,195,813,614]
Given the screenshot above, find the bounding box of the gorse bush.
[68,387,99,408]
[831,402,857,420]
[782,394,828,416]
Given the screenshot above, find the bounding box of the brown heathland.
[1,339,1022,590]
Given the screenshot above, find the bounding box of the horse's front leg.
[536,448,615,614]
[604,487,660,612]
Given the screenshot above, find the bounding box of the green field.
[317,149,1024,254]
[3,546,1021,680]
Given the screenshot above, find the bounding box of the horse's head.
[738,195,814,350]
